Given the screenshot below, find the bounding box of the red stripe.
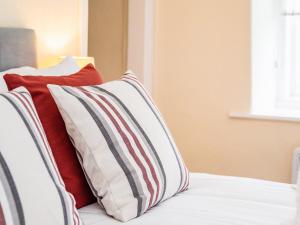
[15,92,80,225]
[18,93,81,225]
[12,93,60,174]
[0,204,6,225]
[122,76,188,193]
[11,92,80,225]
[83,87,161,206]
[77,87,155,209]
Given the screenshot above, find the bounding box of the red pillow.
[4,64,103,208]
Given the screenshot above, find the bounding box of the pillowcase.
[3,64,103,208]
[0,56,80,91]
[0,87,81,225]
[29,56,80,76]
[48,72,190,222]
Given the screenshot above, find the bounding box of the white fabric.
[79,173,296,225]
[294,168,300,225]
[0,87,81,225]
[0,56,80,91]
[28,56,80,76]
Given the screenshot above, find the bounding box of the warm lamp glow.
[44,35,71,54]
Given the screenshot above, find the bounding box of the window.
[252,0,300,118]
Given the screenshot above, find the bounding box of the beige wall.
[153,0,300,183]
[1,0,297,183]
[88,0,128,81]
[0,0,82,66]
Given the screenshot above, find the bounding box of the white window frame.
[251,0,300,118]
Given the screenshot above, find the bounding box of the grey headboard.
[0,28,37,71]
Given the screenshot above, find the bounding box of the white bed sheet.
[79,173,296,225]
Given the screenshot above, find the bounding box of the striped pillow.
[0,87,81,225]
[48,72,190,222]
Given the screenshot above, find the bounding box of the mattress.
[79,173,296,225]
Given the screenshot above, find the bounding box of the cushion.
[0,67,36,91]
[28,56,80,76]
[48,72,189,222]
[3,64,103,208]
[0,56,79,91]
[0,87,81,225]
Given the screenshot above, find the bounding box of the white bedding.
[79,173,296,225]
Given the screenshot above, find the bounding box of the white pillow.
[48,72,189,222]
[0,87,82,225]
[30,56,80,76]
[0,56,80,91]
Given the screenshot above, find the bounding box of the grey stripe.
[68,135,101,207]
[0,151,24,225]
[76,151,104,207]
[62,87,145,217]
[91,86,167,205]
[122,79,185,192]
[69,135,98,195]
[0,94,70,225]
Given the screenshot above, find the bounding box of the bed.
[0,27,36,71]
[79,173,296,225]
[0,27,296,225]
